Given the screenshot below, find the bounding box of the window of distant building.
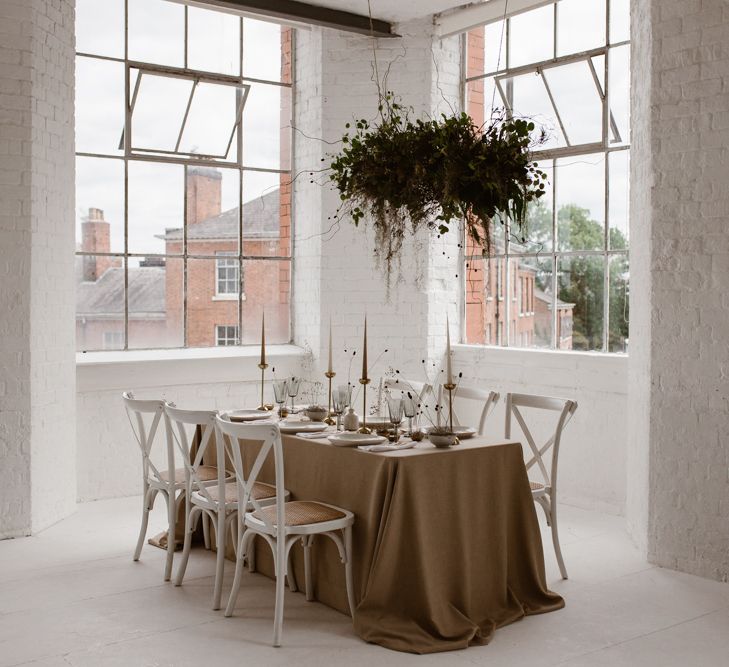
[216,252,240,297]
[74,0,293,352]
[216,325,240,346]
[464,0,629,353]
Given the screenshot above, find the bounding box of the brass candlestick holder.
[324,370,336,425]
[257,363,269,411]
[358,377,371,434]
[443,382,456,433]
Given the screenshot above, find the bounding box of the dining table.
[175,423,564,654]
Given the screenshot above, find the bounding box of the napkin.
[358,441,415,452]
[295,431,329,439]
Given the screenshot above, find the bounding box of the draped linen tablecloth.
[195,432,563,654]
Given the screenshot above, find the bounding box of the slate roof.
[161,188,280,241]
[76,266,165,317]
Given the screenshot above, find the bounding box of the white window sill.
[212,293,245,302]
[76,344,307,392]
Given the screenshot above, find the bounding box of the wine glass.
[273,379,289,419]
[403,394,417,436]
[332,386,349,431]
[287,377,301,414]
[387,396,404,443]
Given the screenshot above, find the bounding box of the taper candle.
[446,316,453,385]
[260,311,266,366]
[328,318,333,374]
[362,316,368,379]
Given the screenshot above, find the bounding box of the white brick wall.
[632,0,729,580]
[0,0,76,537]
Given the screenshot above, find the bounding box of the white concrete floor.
[1,498,728,667]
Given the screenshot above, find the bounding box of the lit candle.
[446,316,453,385]
[362,316,368,379]
[328,318,333,374]
[260,310,266,366]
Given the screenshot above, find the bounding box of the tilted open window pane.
[500,73,566,150]
[543,60,603,146]
[129,71,249,161]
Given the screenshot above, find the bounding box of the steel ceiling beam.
[173,0,397,38]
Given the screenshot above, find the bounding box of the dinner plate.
[278,421,329,434]
[228,409,272,422]
[328,432,388,447]
[423,425,477,439]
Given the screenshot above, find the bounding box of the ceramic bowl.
[428,432,459,448]
[304,407,328,422]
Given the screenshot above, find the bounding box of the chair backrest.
[504,392,578,492]
[164,404,223,501]
[122,391,173,485]
[439,385,500,436]
[383,378,433,402]
[215,414,285,535]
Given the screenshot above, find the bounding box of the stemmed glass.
[403,395,417,436]
[273,379,289,419]
[332,386,349,431]
[287,377,301,414]
[387,396,404,443]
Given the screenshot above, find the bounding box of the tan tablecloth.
[192,433,563,653]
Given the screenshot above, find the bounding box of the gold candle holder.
[257,363,269,411]
[358,377,371,434]
[443,382,457,434]
[324,370,336,425]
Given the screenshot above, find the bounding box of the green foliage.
[328,95,548,279]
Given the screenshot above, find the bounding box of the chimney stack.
[186,167,222,225]
[82,208,114,281]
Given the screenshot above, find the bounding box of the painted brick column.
[293,21,461,396]
[629,0,729,579]
[0,0,77,537]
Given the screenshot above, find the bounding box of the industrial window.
[74,0,293,351]
[464,0,630,353]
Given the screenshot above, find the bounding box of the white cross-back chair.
[505,392,578,580]
[439,385,500,436]
[165,405,246,609]
[123,392,217,581]
[216,415,355,647]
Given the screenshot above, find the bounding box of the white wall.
[75,347,305,502]
[631,0,729,581]
[455,346,628,514]
[0,0,76,537]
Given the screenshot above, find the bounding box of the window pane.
[484,20,507,73]
[76,157,124,254]
[556,153,605,251]
[187,258,239,348]
[609,254,629,352]
[240,260,290,344]
[466,76,499,126]
[242,171,290,257]
[243,18,284,82]
[128,0,184,67]
[505,72,565,149]
[508,5,554,68]
[465,256,488,344]
[610,0,630,44]
[512,160,553,254]
[557,0,606,56]
[76,0,124,58]
[186,166,241,254]
[609,45,630,145]
[243,83,292,170]
[558,256,604,351]
[543,60,603,146]
[609,150,629,249]
[128,257,183,349]
[75,57,124,155]
[130,72,194,153]
[512,257,553,349]
[188,6,241,75]
[76,256,125,351]
[179,82,241,158]
[128,162,183,255]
